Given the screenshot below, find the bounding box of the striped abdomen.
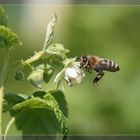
[98,59,120,72]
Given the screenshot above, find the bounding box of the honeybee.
[80,55,120,84]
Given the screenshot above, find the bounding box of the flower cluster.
[15,14,85,89]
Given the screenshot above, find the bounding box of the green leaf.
[0,26,22,48]
[15,108,61,135]
[43,14,57,50]
[3,92,27,112]
[30,91,46,99]
[12,90,68,135]
[47,43,69,60]
[0,5,7,26]
[12,97,53,114]
[44,91,69,134]
[47,90,68,117]
[4,92,27,104]
[30,90,68,117]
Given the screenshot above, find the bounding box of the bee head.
[80,55,88,68]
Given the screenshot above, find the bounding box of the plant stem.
[3,117,15,140]
[0,48,10,136]
[23,50,47,65]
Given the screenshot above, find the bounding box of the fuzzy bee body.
[96,58,120,72]
[80,55,120,84]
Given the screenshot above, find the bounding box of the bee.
[80,55,120,84]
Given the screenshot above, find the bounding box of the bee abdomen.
[101,59,120,72]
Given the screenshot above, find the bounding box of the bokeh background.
[2,5,140,135]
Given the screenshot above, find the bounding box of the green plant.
[0,5,85,140]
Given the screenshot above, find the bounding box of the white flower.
[54,58,85,87]
[64,66,85,86]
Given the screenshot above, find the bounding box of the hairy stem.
[0,48,10,136]
[23,50,47,65]
[3,117,15,140]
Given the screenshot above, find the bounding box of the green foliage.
[47,43,69,59]
[0,26,22,48]
[44,91,68,134]
[43,65,54,83]
[3,5,140,136]
[43,13,57,50]
[0,5,22,49]
[8,90,69,135]
[31,91,46,98]
[14,109,61,135]
[48,90,68,117]
[12,97,53,113]
[4,93,27,104]
[0,5,7,26]
[1,6,71,139]
[3,92,27,113]
[21,19,70,89]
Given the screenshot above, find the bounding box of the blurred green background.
[2,5,140,135]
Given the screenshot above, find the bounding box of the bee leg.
[88,68,92,73]
[87,66,92,73]
[89,70,92,73]
[93,72,104,84]
[89,67,93,73]
[85,67,91,73]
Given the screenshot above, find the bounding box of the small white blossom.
[54,58,85,87]
[64,65,85,86]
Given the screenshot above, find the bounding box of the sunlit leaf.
[15,108,61,135]
[12,97,53,114]
[47,43,69,60]
[3,92,27,112]
[12,90,68,135]
[47,90,68,117]
[0,26,22,48]
[44,91,69,134]
[43,14,57,50]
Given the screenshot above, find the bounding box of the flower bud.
[14,71,24,81]
[27,69,44,88]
